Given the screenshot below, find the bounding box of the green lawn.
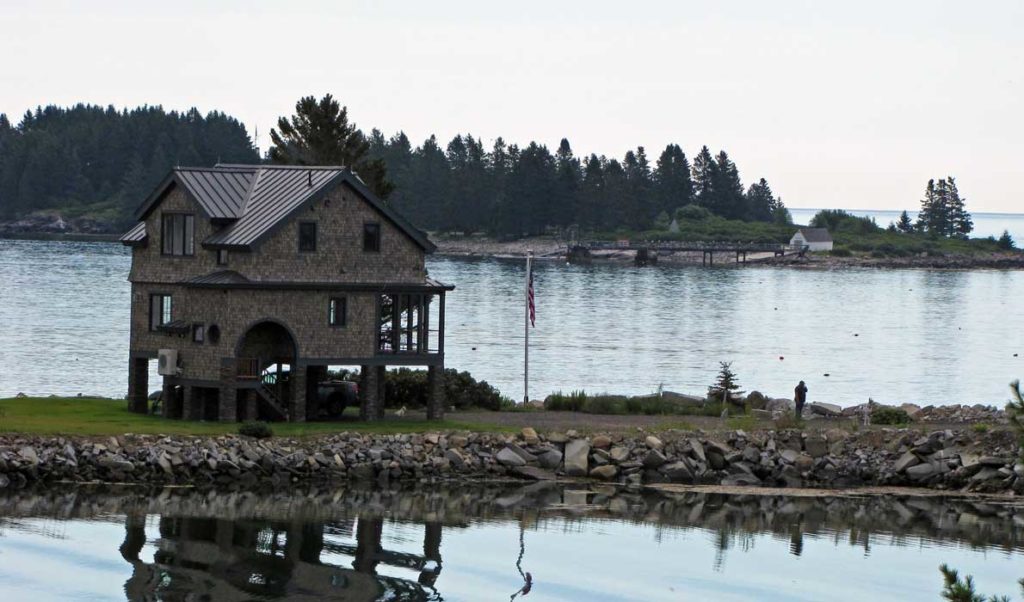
[0,397,511,437]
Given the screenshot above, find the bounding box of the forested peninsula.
[0,102,785,237]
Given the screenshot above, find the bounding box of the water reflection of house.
[119,513,444,601]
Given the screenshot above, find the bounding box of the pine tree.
[711,150,746,220]
[997,230,1015,250]
[946,177,973,237]
[579,154,604,230]
[708,361,743,404]
[267,93,392,198]
[554,138,582,228]
[691,145,716,211]
[917,179,944,235]
[653,144,693,216]
[744,178,776,222]
[896,210,914,233]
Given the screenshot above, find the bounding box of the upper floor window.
[161,213,195,256]
[329,297,347,327]
[363,222,381,252]
[149,294,172,331]
[299,222,317,252]
[216,249,228,266]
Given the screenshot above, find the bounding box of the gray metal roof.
[122,164,435,253]
[175,168,254,219]
[120,222,147,245]
[795,228,834,243]
[183,270,251,286]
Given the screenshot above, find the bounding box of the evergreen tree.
[578,154,604,230]
[653,144,693,216]
[623,147,653,229]
[744,178,776,222]
[896,210,914,233]
[553,138,582,228]
[946,177,973,237]
[691,145,716,210]
[267,93,392,198]
[997,230,1015,250]
[711,150,746,220]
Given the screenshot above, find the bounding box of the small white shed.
[790,228,834,252]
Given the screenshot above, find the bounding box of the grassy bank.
[0,397,511,437]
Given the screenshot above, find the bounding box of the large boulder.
[564,439,590,476]
[809,402,842,418]
[804,435,828,458]
[744,391,768,410]
[538,449,563,470]
[590,465,618,480]
[766,398,795,412]
[497,448,527,467]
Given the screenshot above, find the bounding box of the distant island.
[0,97,1019,263]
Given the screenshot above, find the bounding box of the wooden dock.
[568,240,807,266]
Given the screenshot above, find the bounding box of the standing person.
[794,381,808,419]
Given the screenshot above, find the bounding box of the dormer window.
[161,213,195,256]
[299,222,317,252]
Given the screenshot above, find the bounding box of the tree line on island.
[0,95,1013,250]
[0,105,258,223]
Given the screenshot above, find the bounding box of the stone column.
[427,364,445,420]
[218,387,237,422]
[218,358,237,422]
[127,357,149,414]
[183,386,201,420]
[165,384,183,419]
[161,378,175,417]
[240,389,258,421]
[376,365,387,420]
[290,366,307,423]
[360,365,380,421]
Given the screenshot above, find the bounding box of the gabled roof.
[120,221,147,246]
[134,167,256,221]
[794,228,833,243]
[123,165,435,253]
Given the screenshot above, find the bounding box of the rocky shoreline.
[1,427,1020,494]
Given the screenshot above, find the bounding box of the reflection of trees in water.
[2,484,1024,598]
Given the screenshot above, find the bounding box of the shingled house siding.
[130,189,218,284]
[228,187,426,283]
[131,286,379,382]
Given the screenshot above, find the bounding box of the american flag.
[527,266,536,327]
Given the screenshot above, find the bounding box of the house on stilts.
[120,164,453,422]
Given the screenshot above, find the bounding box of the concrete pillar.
[290,366,307,422]
[427,364,445,421]
[127,357,149,414]
[360,365,380,421]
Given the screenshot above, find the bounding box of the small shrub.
[830,248,852,257]
[872,406,911,425]
[238,421,273,439]
[971,423,990,434]
[581,395,628,415]
[774,412,805,430]
[544,390,587,412]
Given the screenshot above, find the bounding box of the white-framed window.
[149,294,172,330]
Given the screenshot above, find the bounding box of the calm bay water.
[0,484,1021,601]
[1,236,1024,406]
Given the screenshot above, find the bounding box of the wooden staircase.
[255,383,288,420]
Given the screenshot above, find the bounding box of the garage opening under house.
[121,164,453,422]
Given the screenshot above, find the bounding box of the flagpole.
[524,251,532,405]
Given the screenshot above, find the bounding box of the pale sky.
[2,0,1022,212]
